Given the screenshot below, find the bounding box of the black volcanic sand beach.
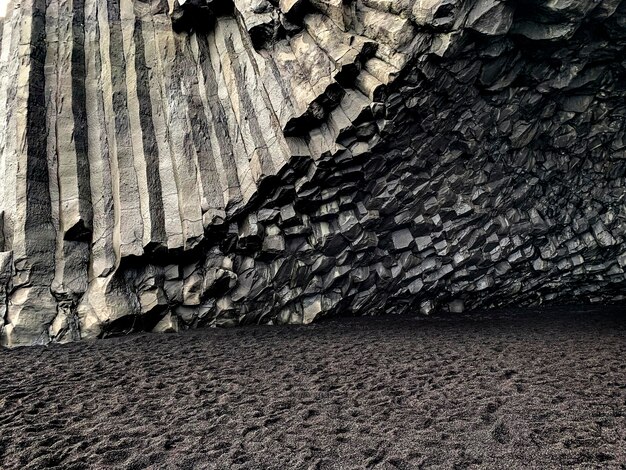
[1,306,626,469]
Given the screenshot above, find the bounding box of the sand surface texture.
[1,306,625,469]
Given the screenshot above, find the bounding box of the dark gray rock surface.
[0,0,625,345]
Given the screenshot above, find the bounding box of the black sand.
[1,305,626,469]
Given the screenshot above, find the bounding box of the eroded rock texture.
[0,0,624,346]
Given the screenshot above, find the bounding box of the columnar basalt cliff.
[0,0,624,346]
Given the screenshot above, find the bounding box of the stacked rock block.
[0,0,624,346]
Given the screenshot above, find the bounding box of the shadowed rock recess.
[0,0,624,346]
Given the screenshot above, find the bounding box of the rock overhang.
[0,0,624,346]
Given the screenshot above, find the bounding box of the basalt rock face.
[0,0,624,346]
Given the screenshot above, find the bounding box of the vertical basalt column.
[106,0,144,259]
[0,0,19,253]
[176,32,226,229]
[194,31,244,213]
[138,4,185,251]
[47,0,94,339]
[70,0,94,236]
[3,0,58,346]
[131,13,168,249]
[159,27,205,251]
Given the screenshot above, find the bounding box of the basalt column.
[0,0,625,346]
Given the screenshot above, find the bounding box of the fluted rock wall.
[0,0,624,346]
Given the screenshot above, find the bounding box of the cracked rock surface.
[0,0,625,345]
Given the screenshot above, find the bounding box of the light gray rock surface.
[0,0,625,346]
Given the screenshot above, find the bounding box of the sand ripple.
[1,305,625,469]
